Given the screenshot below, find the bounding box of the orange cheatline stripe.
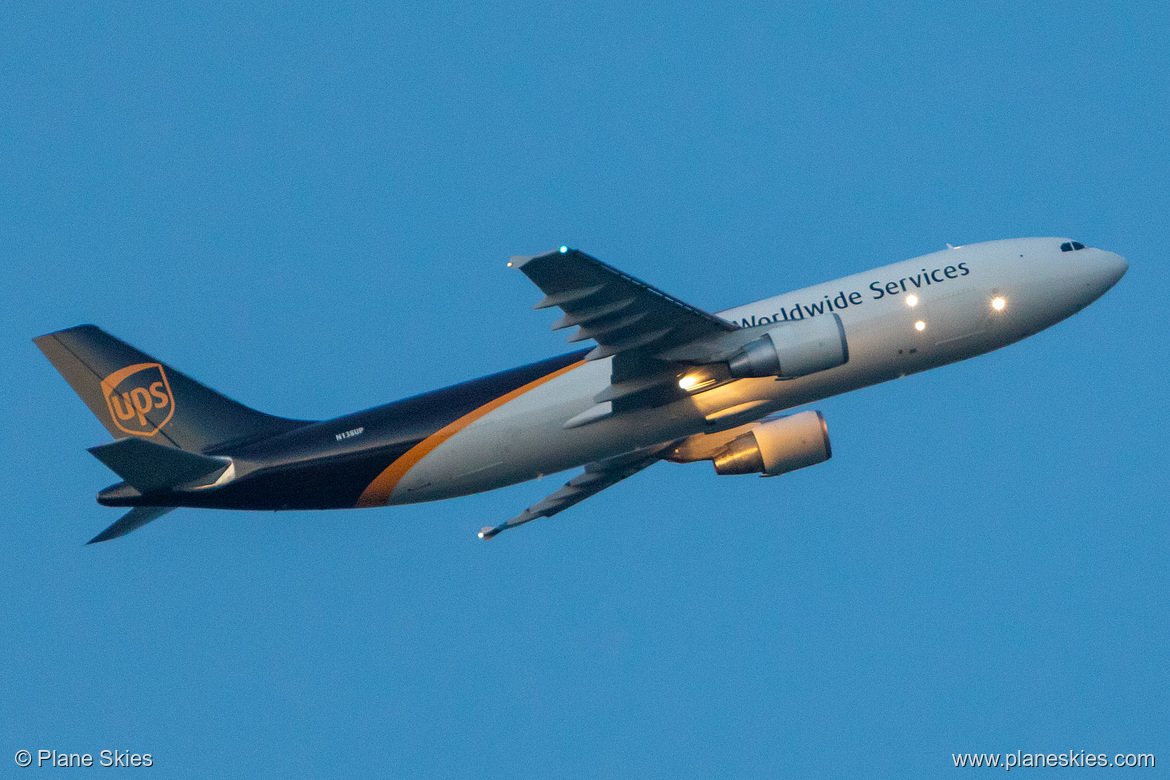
[356,360,587,507]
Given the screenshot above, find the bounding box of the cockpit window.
[1072,241,1085,250]
[1061,241,1087,252]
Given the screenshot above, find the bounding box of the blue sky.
[2,2,1166,777]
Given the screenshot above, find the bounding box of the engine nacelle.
[713,410,832,476]
[728,313,848,379]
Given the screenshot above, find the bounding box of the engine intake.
[713,410,832,476]
[728,313,849,379]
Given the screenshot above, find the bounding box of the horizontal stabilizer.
[88,506,174,544]
[88,438,230,494]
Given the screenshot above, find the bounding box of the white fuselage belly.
[390,239,1122,504]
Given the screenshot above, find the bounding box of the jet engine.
[727,313,849,378]
[712,410,831,476]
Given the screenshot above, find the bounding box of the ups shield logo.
[101,363,175,437]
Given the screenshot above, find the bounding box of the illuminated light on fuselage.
[905,294,919,307]
[914,320,926,331]
[678,375,700,390]
[991,296,1006,311]
[559,246,568,253]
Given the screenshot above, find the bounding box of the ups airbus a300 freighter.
[36,237,1127,544]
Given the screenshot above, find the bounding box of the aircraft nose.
[1068,248,1127,309]
[1098,251,1128,289]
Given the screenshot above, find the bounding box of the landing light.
[678,375,700,390]
[914,320,926,332]
[905,294,918,307]
[991,296,1006,311]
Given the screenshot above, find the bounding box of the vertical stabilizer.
[34,325,310,453]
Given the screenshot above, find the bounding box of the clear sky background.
[2,2,1166,777]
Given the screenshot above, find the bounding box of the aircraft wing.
[511,248,739,420]
[512,247,737,360]
[479,444,669,539]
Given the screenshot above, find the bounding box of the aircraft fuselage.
[92,237,1126,514]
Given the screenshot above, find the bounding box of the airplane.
[34,237,1127,544]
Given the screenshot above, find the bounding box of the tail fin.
[34,325,310,453]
